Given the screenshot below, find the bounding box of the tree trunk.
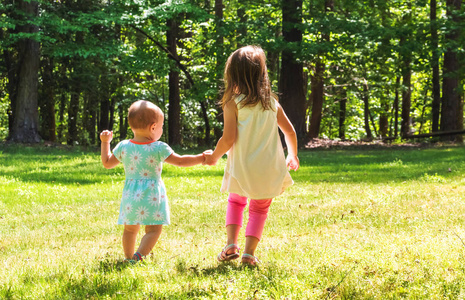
[419,87,429,134]
[57,62,68,143]
[40,57,56,142]
[99,73,111,132]
[338,89,347,140]
[458,92,464,143]
[167,18,182,145]
[279,0,306,142]
[440,0,462,141]
[109,98,116,133]
[401,65,412,137]
[431,0,441,132]
[306,0,333,140]
[119,104,128,140]
[67,31,84,145]
[379,93,390,138]
[213,0,224,143]
[400,37,412,138]
[9,0,41,143]
[1,27,18,138]
[394,76,400,138]
[83,86,98,145]
[362,80,372,139]
[308,60,325,139]
[67,84,80,145]
[237,0,247,47]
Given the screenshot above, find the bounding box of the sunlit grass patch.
[2,143,465,298]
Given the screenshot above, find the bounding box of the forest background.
[1,0,464,147]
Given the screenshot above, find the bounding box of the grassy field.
[2,143,465,299]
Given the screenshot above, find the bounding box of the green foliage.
[1,0,464,144]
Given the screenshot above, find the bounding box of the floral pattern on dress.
[146,156,158,167]
[112,140,173,225]
[153,211,165,221]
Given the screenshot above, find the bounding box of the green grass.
[2,143,465,299]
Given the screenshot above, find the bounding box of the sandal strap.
[223,244,240,252]
[242,253,260,263]
[217,244,241,262]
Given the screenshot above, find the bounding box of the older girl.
[205,46,299,266]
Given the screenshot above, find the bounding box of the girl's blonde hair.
[220,45,274,110]
[128,100,161,129]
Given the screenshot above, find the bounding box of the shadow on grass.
[56,273,140,299]
[2,143,465,185]
[96,258,137,273]
[174,259,263,278]
[0,144,223,185]
[293,146,465,183]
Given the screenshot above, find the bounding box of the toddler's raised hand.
[100,130,113,143]
[286,155,299,171]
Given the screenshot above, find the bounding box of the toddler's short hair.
[128,100,161,129]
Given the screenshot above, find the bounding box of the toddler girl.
[204,45,299,266]
[101,100,206,262]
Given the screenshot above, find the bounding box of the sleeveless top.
[220,95,294,199]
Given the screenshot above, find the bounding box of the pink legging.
[226,193,272,240]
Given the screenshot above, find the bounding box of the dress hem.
[117,222,170,226]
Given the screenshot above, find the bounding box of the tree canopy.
[1,0,464,145]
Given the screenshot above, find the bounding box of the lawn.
[1,143,465,299]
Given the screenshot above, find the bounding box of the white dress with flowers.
[112,140,173,225]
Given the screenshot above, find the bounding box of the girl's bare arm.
[207,100,237,165]
[277,103,299,171]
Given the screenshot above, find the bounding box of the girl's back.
[221,95,293,199]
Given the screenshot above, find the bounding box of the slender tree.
[167,18,182,145]
[213,0,224,142]
[40,56,56,142]
[67,31,83,145]
[362,79,373,139]
[307,0,333,140]
[400,33,412,137]
[430,0,441,132]
[338,89,347,140]
[393,76,400,138]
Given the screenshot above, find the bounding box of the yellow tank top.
[220,95,294,199]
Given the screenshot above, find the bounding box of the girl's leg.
[123,225,140,259]
[225,193,247,254]
[135,225,163,257]
[243,198,272,256]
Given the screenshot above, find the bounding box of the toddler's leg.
[135,225,163,258]
[226,193,247,246]
[244,198,272,256]
[123,225,140,259]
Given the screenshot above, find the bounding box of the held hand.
[100,130,113,143]
[286,155,300,171]
[202,150,217,166]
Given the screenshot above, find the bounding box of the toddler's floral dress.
[112,140,173,225]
